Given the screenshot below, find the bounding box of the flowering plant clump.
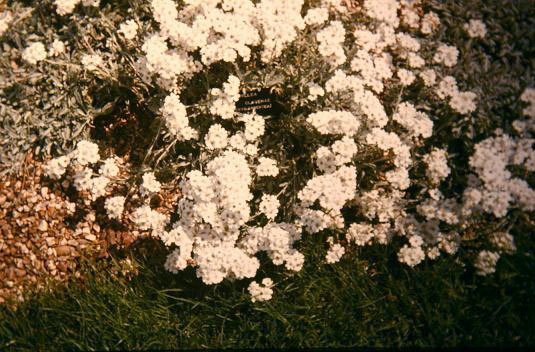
[5,0,534,304]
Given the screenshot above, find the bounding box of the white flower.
[119,20,139,40]
[449,91,477,114]
[54,0,81,16]
[304,8,329,26]
[140,172,161,196]
[132,205,168,234]
[204,124,229,150]
[256,157,279,177]
[99,157,119,178]
[306,110,360,136]
[88,176,109,200]
[73,167,93,191]
[464,19,487,38]
[409,235,423,247]
[347,223,374,246]
[433,44,459,67]
[0,11,13,36]
[74,140,100,166]
[259,194,279,220]
[248,278,274,302]
[398,244,425,267]
[44,155,71,179]
[325,243,345,264]
[161,93,197,140]
[22,42,47,64]
[82,0,100,7]
[49,39,66,57]
[489,232,516,254]
[419,69,436,87]
[520,87,535,105]
[307,83,325,101]
[397,69,415,86]
[81,53,104,71]
[421,12,440,35]
[105,196,125,220]
[423,148,450,184]
[474,250,500,275]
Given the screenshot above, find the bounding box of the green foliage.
[1,238,534,349]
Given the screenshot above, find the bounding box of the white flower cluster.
[54,0,99,16]
[210,75,240,119]
[107,0,514,298]
[140,172,162,196]
[350,50,393,93]
[306,110,360,136]
[392,102,433,140]
[44,141,126,203]
[204,124,229,150]
[259,194,279,220]
[346,223,374,246]
[307,83,325,101]
[248,278,274,302]
[163,225,194,272]
[118,20,138,40]
[365,128,411,169]
[423,148,450,185]
[433,76,477,114]
[255,0,305,63]
[474,250,500,276]
[142,0,307,89]
[420,11,440,35]
[239,224,304,272]
[49,40,66,57]
[239,113,265,142]
[419,69,437,87]
[141,33,199,87]
[464,19,487,38]
[256,157,279,177]
[400,0,421,29]
[298,165,356,212]
[163,150,257,284]
[73,140,100,166]
[160,93,197,140]
[359,189,403,225]
[104,196,125,220]
[43,156,71,180]
[468,132,535,217]
[316,20,346,67]
[0,11,13,36]
[132,205,169,237]
[520,87,535,121]
[99,157,119,178]
[315,136,358,173]
[398,235,425,267]
[304,7,329,26]
[489,231,516,254]
[417,191,460,226]
[81,53,104,72]
[54,0,81,16]
[433,44,459,68]
[364,0,400,27]
[325,241,345,264]
[22,42,47,65]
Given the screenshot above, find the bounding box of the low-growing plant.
[1,0,534,307]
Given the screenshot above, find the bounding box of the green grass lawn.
[1,235,534,349]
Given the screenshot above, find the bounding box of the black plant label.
[235,88,285,117]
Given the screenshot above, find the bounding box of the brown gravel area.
[0,152,180,305]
